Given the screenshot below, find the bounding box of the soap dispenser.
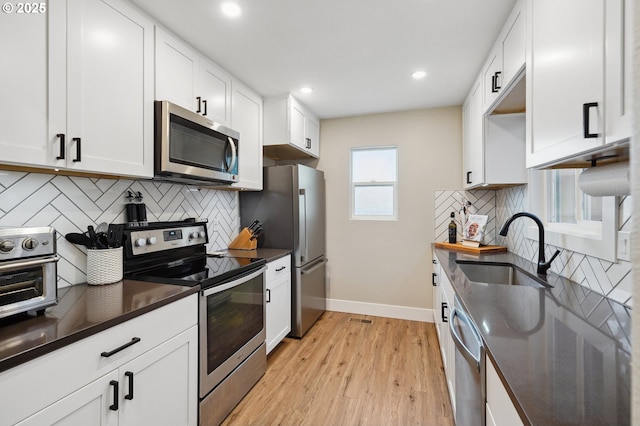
[448,212,457,243]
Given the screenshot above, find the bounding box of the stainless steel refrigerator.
[240,164,326,338]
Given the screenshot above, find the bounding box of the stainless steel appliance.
[155,100,239,185]
[0,227,59,319]
[121,219,267,426]
[450,296,485,426]
[240,164,326,338]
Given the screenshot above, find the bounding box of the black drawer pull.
[466,171,472,184]
[432,272,437,286]
[125,371,134,400]
[101,337,141,358]
[109,380,119,411]
[202,99,208,116]
[275,266,286,272]
[266,288,271,303]
[441,302,448,323]
[56,133,65,160]
[196,96,202,113]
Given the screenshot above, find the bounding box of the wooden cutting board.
[434,241,507,254]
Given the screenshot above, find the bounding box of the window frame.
[528,169,618,262]
[349,146,398,221]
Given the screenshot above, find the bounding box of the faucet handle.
[538,249,561,275]
[549,250,560,264]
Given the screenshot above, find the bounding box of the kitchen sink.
[456,261,550,288]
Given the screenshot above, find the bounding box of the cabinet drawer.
[266,255,291,283]
[0,294,197,426]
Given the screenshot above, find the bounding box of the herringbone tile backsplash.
[435,186,632,307]
[0,171,239,287]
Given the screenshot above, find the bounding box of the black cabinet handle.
[491,75,498,93]
[432,259,437,264]
[109,380,119,411]
[72,137,81,162]
[202,99,208,116]
[466,171,472,184]
[275,266,286,272]
[305,137,311,149]
[101,337,141,358]
[583,102,599,138]
[56,134,65,160]
[266,288,271,303]
[196,96,202,113]
[494,71,502,91]
[441,302,448,323]
[125,371,134,400]
[432,272,437,286]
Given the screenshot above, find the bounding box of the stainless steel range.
[121,219,267,426]
[0,227,59,319]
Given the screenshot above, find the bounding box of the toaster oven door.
[0,256,59,318]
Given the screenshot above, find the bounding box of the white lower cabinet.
[2,295,198,426]
[486,356,524,426]
[265,255,292,354]
[433,262,455,416]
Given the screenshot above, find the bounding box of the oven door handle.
[202,265,267,297]
[0,255,60,272]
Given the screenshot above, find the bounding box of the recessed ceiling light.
[300,87,313,94]
[221,2,242,18]
[412,70,427,79]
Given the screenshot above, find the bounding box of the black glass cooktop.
[126,255,266,289]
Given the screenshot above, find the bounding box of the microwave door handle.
[226,136,237,173]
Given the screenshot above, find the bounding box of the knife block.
[228,228,257,250]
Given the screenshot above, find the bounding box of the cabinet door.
[306,116,320,157]
[0,1,50,167]
[527,0,604,167]
[16,370,119,426]
[155,27,198,111]
[231,80,263,190]
[431,257,442,343]
[198,58,232,126]
[482,48,501,111]
[266,274,292,354]
[486,357,524,426]
[501,2,525,88]
[289,97,306,150]
[462,76,483,188]
[63,0,154,177]
[119,326,198,426]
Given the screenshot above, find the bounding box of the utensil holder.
[87,247,123,285]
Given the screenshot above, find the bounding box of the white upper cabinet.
[482,0,526,113]
[0,0,154,178]
[230,80,263,190]
[155,28,232,127]
[463,76,484,189]
[263,94,320,160]
[526,0,631,168]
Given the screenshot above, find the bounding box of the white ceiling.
[130,0,517,119]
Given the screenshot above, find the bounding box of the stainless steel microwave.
[155,100,239,185]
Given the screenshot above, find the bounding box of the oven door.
[199,265,267,398]
[0,256,59,319]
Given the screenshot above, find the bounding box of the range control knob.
[0,240,15,253]
[22,238,39,250]
[147,236,157,245]
[199,231,206,238]
[135,238,147,247]
[190,232,199,239]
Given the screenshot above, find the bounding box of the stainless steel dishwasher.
[450,296,485,426]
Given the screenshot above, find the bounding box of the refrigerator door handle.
[299,188,308,262]
[301,257,327,275]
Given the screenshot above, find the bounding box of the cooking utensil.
[87,225,98,249]
[248,220,260,232]
[96,232,109,249]
[250,226,263,240]
[65,232,92,248]
[96,222,109,234]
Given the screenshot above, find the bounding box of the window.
[528,169,617,261]
[350,147,397,220]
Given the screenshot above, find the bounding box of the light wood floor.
[221,311,454,426]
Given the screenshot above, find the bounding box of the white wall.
[317,107,461,319]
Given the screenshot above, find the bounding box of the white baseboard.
[326,298,435,323]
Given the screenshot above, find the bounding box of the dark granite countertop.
[224,248,292,263]
[433,246,631,426]
[0,280,198,374]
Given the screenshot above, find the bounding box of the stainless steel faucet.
[499,212,560,275]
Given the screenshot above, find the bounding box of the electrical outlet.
[617,231,631,262]
[213,218,220,233]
